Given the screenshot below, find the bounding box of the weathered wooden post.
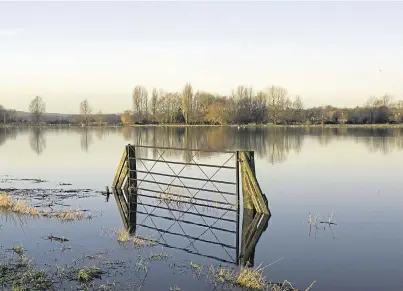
[241,151,256,211]
[113,187,138,234]
[240,211,270,266]
[240,151,270,215]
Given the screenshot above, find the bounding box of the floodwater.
[1,126,403,290]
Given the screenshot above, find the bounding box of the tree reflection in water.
[29,127,46,155]
[1,126,403,159]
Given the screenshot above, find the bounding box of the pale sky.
[0,1,402,114]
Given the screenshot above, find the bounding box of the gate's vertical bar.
[236,151,240,265]
[127,144,137,192]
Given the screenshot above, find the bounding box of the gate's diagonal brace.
[113,148,128,188]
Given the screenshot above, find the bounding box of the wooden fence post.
[240,211,270,266]
[240,151,270,215]
[241,151,256,211]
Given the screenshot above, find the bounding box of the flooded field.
[1,126,403,290]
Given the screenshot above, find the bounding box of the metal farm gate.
[112,144,270,265]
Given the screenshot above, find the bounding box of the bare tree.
[266,86,287,124]
[232,86,253,123]
[181,83,193,124]
[29,96,46,124]
[95,110,104,125]
[292,95,304,123]
[156,91,181,123]
[0,105,5,123]
[132,86,148,122]
[251,91,267,123]
[365,96,392,123]
[379,94,393,107]
[7,109,17,123]
[395,100,403,110]
[151,88,158,120]
[79,100,92,125]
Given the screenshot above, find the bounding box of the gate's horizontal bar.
[137,192,236,212]
[136,210,237,234]
[132,169,236,185]
[155,242,236,264]
[136,201,237,223]
[129,157,236,170]
[131,179,237,196]
[130,144,237,154]
[137,188,237,207]
[138,223,237,249]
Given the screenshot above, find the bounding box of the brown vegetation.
[0,192,89,221]
[236,266,266,289]
[0,192,13,208]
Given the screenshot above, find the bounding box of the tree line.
[0,105,17,124]
[124,84,402,125]
[1,84,402,125]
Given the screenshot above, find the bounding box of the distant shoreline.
[2,123,403,129]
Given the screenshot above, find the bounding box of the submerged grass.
[115,228,156,247]
[157,187,194,209]
[12,200,40,216]
[0,251,53,291]
[43,209,86,221]
[77,266,103,283]
[209,265,235,285]
[12,245,24,256]
[148,252,170,261]
[0,192,89,221]
[202,263,316,291]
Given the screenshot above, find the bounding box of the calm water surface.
[1,127,402,290]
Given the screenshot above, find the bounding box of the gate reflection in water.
[113,188,269,266]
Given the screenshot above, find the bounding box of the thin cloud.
[0,28,24,37]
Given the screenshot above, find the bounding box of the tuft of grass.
[12,200,40,216]
[308,212,320,228]
[53,209,86,221]
[190,261,203,276]
[148,252,170,261]
[12,245,24,256]
[117,229,131,243]
[0,193,13,208]
[77,267,103,283]
[115,229,156,247]
[209,265,235,285]
[236,265,266,290]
